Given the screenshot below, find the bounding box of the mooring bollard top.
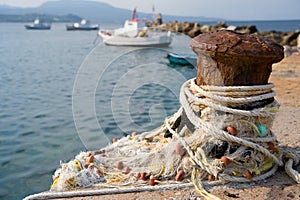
[190,30,285,86]
[190,30,284,61]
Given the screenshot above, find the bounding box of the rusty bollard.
[190,30,284,86]
[182,30,287,183]
[177,30,284,133]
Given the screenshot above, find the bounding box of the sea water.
[0,20,298,200]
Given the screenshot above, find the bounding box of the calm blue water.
[0,22,196,200]
[0,20,298,200]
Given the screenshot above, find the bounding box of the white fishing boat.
[24,18,51,30]
[66,19,99,31]
[98,9,172,47]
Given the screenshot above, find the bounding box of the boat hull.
[104,38,172,47]
[66,25,99,31]
[24,25,51,30]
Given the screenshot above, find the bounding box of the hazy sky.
[1,0,300,20]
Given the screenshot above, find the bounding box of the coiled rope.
[24,78,300,200]
[165,78,300,199]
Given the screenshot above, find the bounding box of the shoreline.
[147,21,300,47]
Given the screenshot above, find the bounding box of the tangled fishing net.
[48,78,300,199]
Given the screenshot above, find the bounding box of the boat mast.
[131,8,137,20]
[152,5,155,20]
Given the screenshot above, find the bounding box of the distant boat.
[167,52,197,66]
[66,19,99,31]
[24,18,51,30]
[98,9,172,47]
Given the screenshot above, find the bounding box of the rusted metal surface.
[190,30,284,86]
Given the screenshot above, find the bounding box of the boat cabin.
[115,20,147,38]
[33,18,40,24]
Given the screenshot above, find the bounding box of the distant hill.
[0,0,222,23]
[0,13,81,22]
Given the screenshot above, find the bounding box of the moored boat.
[167,52,197,66]
[98,9,172,47]
[66,19,99,31]
[24,18,51,30]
